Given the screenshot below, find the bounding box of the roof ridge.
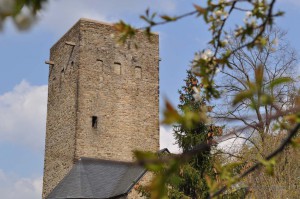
[80,157,138,166]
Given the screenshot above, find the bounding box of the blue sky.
[0,0,299,198]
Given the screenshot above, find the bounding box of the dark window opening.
[113,62,121,75]
[96,59,103,71]
[92,116,98,128]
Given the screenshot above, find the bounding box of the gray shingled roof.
[46,157,146,199]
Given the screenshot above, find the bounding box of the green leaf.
[140,15,151,24]
[232,90,253,106]
[151,12,157,20]
[255,64,264,88]
[274,11,285,17]
[261,94,274,105]
[269,77,293,89]
[259,158,276,176]
[160,15,176,21]
[291,137,300,148]
[194,4,206,15]
[134,150,156,160]
[162,100,181,124]
[151,175,168,199]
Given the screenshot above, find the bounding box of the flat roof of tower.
[79,17,114,26]
[50,18,158,50]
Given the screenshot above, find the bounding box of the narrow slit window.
[61,68,65,80]
[97,59,103,71]
[92,59,103,71]
[92,116,98,128]
[135,66,142,79]
[113,62,121,75]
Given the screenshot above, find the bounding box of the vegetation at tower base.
[239,132,300,199]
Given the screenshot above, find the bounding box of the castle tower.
[42,18,159,198]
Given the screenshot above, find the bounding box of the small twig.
[138,10,198,30]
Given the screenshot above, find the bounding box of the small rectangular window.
[135,66,142,79]
[93,59,103,71]
[92,116,98,128]
[113,62,121,75]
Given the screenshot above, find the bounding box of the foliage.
[0,0,46,30]
[169,70,221,198]
[175,70,222,150]
[240,132,300,198]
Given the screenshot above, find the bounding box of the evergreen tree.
[136,70,223,199]
[169,70,222,198]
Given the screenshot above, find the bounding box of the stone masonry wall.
[43,19,159,198]
[42,21,81,198]
[127,172,153,199]
[75,19,159,161]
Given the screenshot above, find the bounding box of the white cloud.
[0,80,47,150]
[160,125,181,154]
[0,169,42,199]
[36,0,177,36]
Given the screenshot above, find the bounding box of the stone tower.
[42,18,159,198]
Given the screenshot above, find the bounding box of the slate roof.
[46,157,146,199]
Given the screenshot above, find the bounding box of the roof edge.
[124,169,147,195]
[79,18,114,26]
[158,148,171,154]
[50,18,159,51]
[80,18,159,35]
[79,157,140,166]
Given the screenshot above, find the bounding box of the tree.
[136,71,224,199]
[214,28,299,156]
[169,70,221,198]
[174,70,219,153]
